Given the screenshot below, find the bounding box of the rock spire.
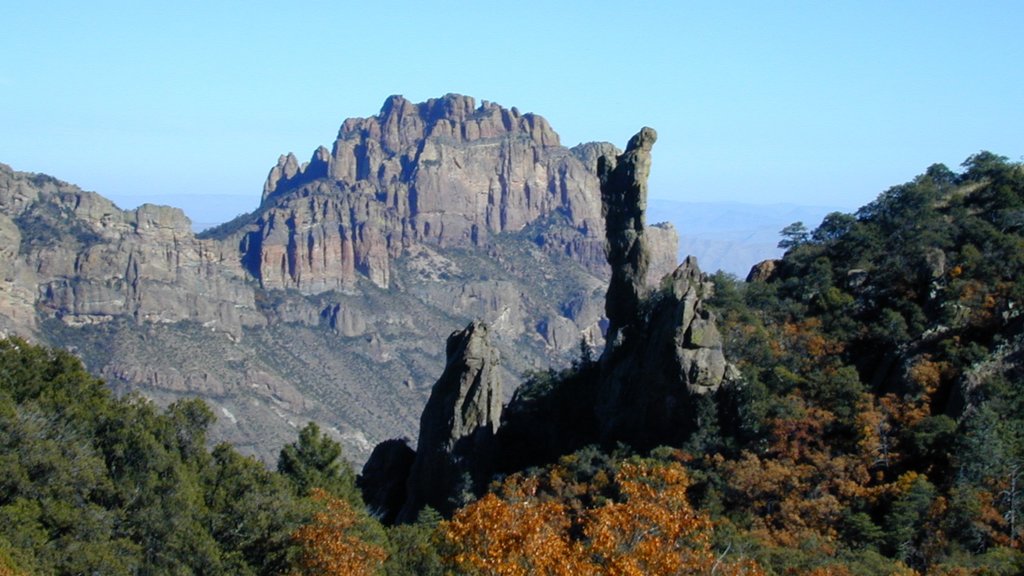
[396,320,503,522]
[599,126,657,347]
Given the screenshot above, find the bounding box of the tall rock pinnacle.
[594,128,731,449]
[397,320,503,522]
[599,126,657,347]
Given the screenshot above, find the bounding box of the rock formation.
[595,255,732,447]
[746,259,779,283]
[364,128,733,521]
[0,164,261,338]
[593,128,732,448]
[0,97,685,466]
[396,321,502,522]
[598,127,657,344]
[242,94,615,294]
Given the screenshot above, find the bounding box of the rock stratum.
[0,94,680,463]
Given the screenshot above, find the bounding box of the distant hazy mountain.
[103,192,257,233]
[647,198,842,277]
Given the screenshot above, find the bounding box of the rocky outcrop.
[0,164,262,338]
[598,127,657,344]
[593,129,732,447]
[646,222,681,285]
[746,259,779,283]
[360,128,732,520]
[241,183,397,292]
[246,94,632,294]
[595,255,732,447]
[490,129,735,472]
[395,321,502,522]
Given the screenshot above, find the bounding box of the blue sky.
[2,1,1021,222]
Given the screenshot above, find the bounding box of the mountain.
[646,198,841,277]
[0,94,680,464]
[5,119,1024,574]
[361,127,738,522]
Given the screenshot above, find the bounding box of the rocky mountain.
[0,94,680,464]
[360,127,736,523]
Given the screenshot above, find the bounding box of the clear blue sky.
[2,1,1021,219]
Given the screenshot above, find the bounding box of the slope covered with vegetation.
[694,151,1024,573]
[3,152,1024,575]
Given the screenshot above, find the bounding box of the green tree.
[279,422,360,505]
[778,221,810,249]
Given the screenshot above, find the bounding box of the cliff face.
[246,94,612,294]
[0,97,682,465]
[0,165,261,338]
[364,128,731,523]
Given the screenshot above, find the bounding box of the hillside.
[0,94,679,464]
[346,146,1024,574]
[3,127,1024,573]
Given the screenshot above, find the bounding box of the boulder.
[746,259,779,283]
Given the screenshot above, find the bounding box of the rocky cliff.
[364,128,733,523]
[0,96,682,465]
[241,94,616,295]
[594,130,732,447]
[0,165,260,337]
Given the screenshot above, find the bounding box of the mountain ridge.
[0,94,680,464]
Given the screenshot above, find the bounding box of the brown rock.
[251,94,611,292]
[746,259,779,283]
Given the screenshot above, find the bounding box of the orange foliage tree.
[289,488,386,576]
[438,459,765,575]
[439,491,585,576]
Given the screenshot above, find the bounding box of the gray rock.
[398,320,502,522]
[598,126,657,345]
[594,130,731,449]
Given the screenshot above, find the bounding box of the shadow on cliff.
[359,127,739,524]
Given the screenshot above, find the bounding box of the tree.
[289,489,386,576]
[278,422,360,504]
[439,458,765,575]
[779,221,810,249]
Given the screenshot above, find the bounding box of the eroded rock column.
[599,126,657,348]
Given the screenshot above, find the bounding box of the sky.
[2,1,1022,224]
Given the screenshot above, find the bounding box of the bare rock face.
[598,127,657,345]
[249,94,612,293]
[645,221,681,286]
[595,256,731,448]
[594,129,732,448]
[397,320,502,522]
[241,182,396,292]
[0,164,261,338]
